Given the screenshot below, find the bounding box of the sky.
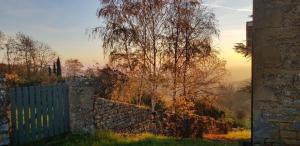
[0,0,252,82]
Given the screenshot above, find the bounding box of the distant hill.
[226,66,251,83]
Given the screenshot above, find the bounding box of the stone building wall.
[0,76,9,145]
[67,77,95,134]
[253,0,300,145]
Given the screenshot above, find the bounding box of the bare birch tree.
[94,0,224,114]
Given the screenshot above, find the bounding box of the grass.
[25,130,239,146]
[204,130,251,141]
[223,130,251,140]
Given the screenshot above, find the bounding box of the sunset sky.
[0,0,252,82]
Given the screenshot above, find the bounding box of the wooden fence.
[9,84,70,145]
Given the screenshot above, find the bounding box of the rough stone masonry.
[68,77,229,137]
[67,77,95,134]
[0,75,9,146]
[253,0,300,145]
[94,98,229,137]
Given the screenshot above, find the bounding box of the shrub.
[193,98,225,120]
[94,66,128,100]
[130,93,167,111]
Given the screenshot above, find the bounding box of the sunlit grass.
[26,130,239,146]
[224,130,251,140]
[204,129,251,141]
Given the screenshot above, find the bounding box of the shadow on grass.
[25,131,239,146]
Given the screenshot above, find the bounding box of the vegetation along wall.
[253,0,300,145]
[67,76,230,137]
[94,98,229,138]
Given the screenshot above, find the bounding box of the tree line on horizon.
[0,31,87,86]
[0,31,60,86]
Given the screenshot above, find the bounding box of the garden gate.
[9,84,70,145]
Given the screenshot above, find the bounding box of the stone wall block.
[280,130,297,139]
[67,78,95,134]
[297,132,300,140]
[0,76,9,146]
[280,123,293,131]
[283,139,300,146]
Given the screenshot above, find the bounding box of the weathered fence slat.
[64,85,70,132]
[67,85,70,131]
[53,86,57,135]
[63,85,68,133]
[10,84,69,145]
[23,87,30,143]
[35,86,41,140]
[56,85,60,134]
[41,87,48,138]
[58,84,65,134]
[60,85,65,134]
[58,85,63,134]
[48,86,54,137]
[10,88,18,145]
[46,86,52,137]
[29,86,36,141]
[16,87,24,144]
[54,86,57,134]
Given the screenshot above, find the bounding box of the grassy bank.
[26,130,239,146]
[204,130,251,141]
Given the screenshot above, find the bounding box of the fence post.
[66,78,95,134]
[0,75,9,146]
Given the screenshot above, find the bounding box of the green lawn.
[25,131,239,146]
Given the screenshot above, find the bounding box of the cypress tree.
[48,66,52,76]
[53,62,57,75]
[56,57,62,77]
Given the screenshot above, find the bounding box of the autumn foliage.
[94,0,226,115]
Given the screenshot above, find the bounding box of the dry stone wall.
[94,98,229,137]
[68,76,229,137]
[94,98,154,134]
[253,0,300,145]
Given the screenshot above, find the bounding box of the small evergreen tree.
[53,62,57,75]
[48,66,52,76]
[56,57,62,77]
